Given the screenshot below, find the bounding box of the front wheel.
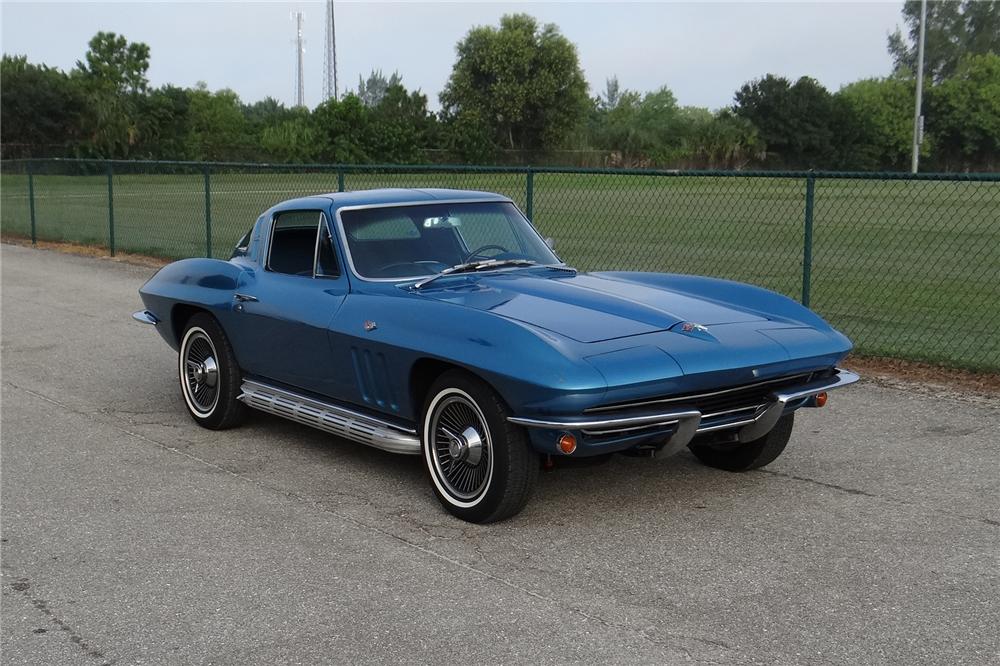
[688,413,794,471]
[422,371,538,523]
[178,313,246,430]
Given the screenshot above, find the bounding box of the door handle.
[234,293,259,303]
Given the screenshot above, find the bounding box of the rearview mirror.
[423,216,461,229]
[545,237,555,250]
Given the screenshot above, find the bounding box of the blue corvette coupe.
[134,188,858,522]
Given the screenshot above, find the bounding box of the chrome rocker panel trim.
[508,368,860,453]
[238,380,421,455]
[132,310,159,325]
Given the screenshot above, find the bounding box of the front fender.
[333,290,607,419]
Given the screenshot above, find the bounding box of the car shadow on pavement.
[235,408,754,531]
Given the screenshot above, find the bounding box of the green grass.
[2,169,998,371]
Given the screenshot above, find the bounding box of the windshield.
[339,201,559,280]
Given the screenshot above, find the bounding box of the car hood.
[413,270,768,342]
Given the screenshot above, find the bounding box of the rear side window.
[267,210,340,277]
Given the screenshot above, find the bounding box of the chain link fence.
[2,159,998,372]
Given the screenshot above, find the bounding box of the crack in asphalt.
[757,469,999,528]
[5,578,113,665]
[6,380,728,661]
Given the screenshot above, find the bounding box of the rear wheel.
[688,413,794,471]
[422,370,538,523]
[178,313,246,430]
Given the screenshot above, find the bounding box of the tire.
[421,370,539,523]
[177,312,247,430]
[688,413,794,472]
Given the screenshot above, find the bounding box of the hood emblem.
[680,322,708,333]
[364,320,377,332]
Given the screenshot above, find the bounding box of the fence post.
[525,167,534,221]
[337,167,345,193]
[801,173,815,307]
[107,161,115,257]
[27,161,37,245]
[203,165,212,258]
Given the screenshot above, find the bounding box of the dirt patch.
[2,235,170,269]
[844,355,1000,402]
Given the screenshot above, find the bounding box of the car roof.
[268,188,511,215]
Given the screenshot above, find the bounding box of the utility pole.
[911,0,927,173]
[293,11,306,108]
[323,0,339,102]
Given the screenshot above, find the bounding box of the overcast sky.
[1,1,905,110]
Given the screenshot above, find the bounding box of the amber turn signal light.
[814,391,828,408]
[557,433,577,455]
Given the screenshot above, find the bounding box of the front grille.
[587,371,825,419]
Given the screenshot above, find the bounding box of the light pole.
[911,0,927,173]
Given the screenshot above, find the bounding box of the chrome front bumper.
[508,368,860,455]
[132,310,159,325]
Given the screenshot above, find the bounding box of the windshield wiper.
[412,259,536,290]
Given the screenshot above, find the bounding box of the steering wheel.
[463,244,510,263]
[376,260,449,277]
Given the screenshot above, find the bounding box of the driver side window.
[267,210,339,278]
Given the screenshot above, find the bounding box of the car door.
[230,207,348,398]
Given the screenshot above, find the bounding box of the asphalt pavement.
[2,243,998,665]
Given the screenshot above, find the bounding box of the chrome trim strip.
[586,372,813,413]
[311,211,324,278]
[697,415,761,434]
[238,380,420,455]
[508,368,859,450]
[265,209,332,278]
[507,409,701,432]
[737,368,860,442]
[701,404,763,419]
[332,197,559,284]
[132,310,159,325]
[773,368,860,402]
[581,420,679,436]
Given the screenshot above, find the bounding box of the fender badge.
[364,320,377,332]
[680,322,708,333]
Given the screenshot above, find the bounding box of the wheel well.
[409,358,465,413]
[171,304,210,346]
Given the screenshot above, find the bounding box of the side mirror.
[545,237,555,250]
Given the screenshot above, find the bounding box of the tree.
[242,97,297,129]
[0,55,86,157]
[687,110,764,169]
[837,77,916,169]
[440,13,589,152]
[927,53,1000,170]
[734,75,859,168]
[260,110,318,163]
[74,31,152,158]
[367,83,435,163]
[888,1,1000,83]
[75,31,150,95]
[185,84,248,161]
[598,76,623,112]
[312,95,374,163]
[134,85,191,159]
[358,70,402,108]
[441,108,496,163]
[590,81,723,167]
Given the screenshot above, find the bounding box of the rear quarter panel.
[139,258,248,351]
